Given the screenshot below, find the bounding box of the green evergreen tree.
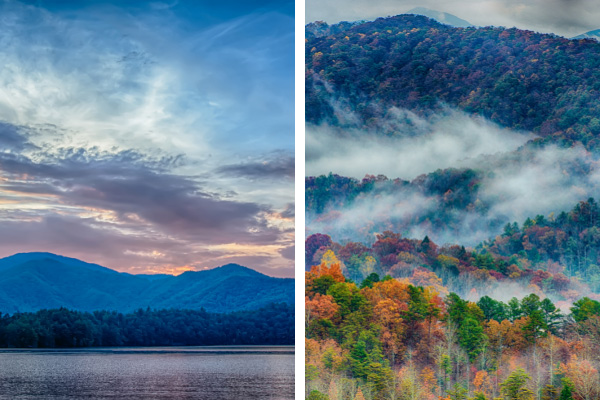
[447,383,468,400]
[500,369,534,400]
[559,378,574,400]
[307,390,329,400]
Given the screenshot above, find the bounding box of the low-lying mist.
[306,106,600,248]
[306,107,534,180]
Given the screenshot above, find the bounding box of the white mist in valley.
[306,107,535,180]
[306,106,600,249]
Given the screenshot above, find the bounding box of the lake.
[0,346,294,399]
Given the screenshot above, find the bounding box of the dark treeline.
[306,169,479,215]
[0,303,294,348]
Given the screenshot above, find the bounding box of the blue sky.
[0,0,294,276]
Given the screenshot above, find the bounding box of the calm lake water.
[0,346,294,399]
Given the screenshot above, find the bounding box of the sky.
[306,0,600,38]
[0,0,295,277]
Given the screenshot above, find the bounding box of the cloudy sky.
[306,0,600,38]
[0,0,294,277]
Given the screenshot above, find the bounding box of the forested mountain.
[306,169,488,244]
[306,137,595,249]
[306,20,365,39]
[0,253,294,314]
[306,9,471,41]
[0,252,118,274]
[306,170,478,215]
[305,13,600,400]
[306,15,600,149]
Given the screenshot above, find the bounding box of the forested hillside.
[306,144,595,250]
[306,199,600,399]
[308,199,600,302]
[306,15,600,149]
[305,260,599,399]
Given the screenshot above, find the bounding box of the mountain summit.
[407,7,472,28]
[572,28,600,40]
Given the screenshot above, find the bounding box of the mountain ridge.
[572,28,600,40]
[0,253,294,314]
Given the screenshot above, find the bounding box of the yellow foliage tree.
[360,255,377,278]
[354,387,365,400]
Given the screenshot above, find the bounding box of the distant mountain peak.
[219,263,259,272]
[407,7,472,28]
[572,29,600,40]
[0,254,293,313]
[0,252,118,274]
[183,263,265,278]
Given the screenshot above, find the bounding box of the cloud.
[479,145,592,222]
[0,212,293,277]
[0,124,293,276]
[278,244,295,260]
[306,189,439,243]
[217,151,294,180]
[0,145,274,245]
[0,122,36,152]
[489,0,600,37]
[280,203,295,219]
[0,0,294,200]
[0,1,294,276]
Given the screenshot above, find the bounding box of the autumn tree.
[560,356,600,400]
[306,294,339,332]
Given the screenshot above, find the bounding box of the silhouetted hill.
[0,254,294,313]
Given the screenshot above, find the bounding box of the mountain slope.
[0,255,294,313]
[141,264,293,311]
[306,15,600,150]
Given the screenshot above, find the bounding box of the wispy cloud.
[0,1,294,276]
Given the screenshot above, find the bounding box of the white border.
[294,0,306,396]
